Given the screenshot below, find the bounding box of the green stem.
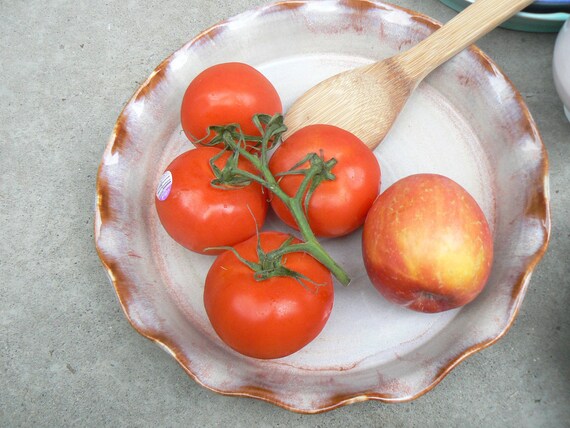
[213,116,351,286]
[285,198,350,286]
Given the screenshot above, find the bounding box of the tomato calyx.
[275,151,337,214]
[198,115,284,189]
[196,114,286,155]
[208,148,255,189]
[212,235,325,291]
[195,114,351,286]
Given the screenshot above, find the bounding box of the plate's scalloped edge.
[94,0,551,414]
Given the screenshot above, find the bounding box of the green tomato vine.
[198,113,351,286]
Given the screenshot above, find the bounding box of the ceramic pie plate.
[95,0,550,413]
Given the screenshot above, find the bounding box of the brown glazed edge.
[94,0,551,414]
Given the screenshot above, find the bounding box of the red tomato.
[269,125,381,238]
[204,232,334,359]
[180,62,282,144]
[155,147,267,254]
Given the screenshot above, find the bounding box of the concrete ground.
[1,0,569,426]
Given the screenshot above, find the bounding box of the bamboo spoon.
[284,0,534,149]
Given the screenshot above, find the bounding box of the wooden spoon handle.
[395,0,534,82]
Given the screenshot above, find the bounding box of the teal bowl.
[440,0,570,32]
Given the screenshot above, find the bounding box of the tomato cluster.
[154,62,492,359]
[153,62,381,359]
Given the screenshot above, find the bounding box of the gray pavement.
[1,0,569,426]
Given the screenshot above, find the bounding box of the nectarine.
[362,174,493,313]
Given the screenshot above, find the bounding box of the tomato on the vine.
[181,62,282,144]
[155,147,267,254]
[204,232,334,359]
[269,124,381,238]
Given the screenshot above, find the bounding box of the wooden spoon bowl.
[285,0,534,149]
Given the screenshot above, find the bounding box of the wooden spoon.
[284,0,534,149]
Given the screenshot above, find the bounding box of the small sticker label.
[156,171,173,201]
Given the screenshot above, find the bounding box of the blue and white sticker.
[156,171,173,201]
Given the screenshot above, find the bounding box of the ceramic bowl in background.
[441,0,570,32]
[525,0,570,13]
[553,17,570,121]
[95,0,550,413]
